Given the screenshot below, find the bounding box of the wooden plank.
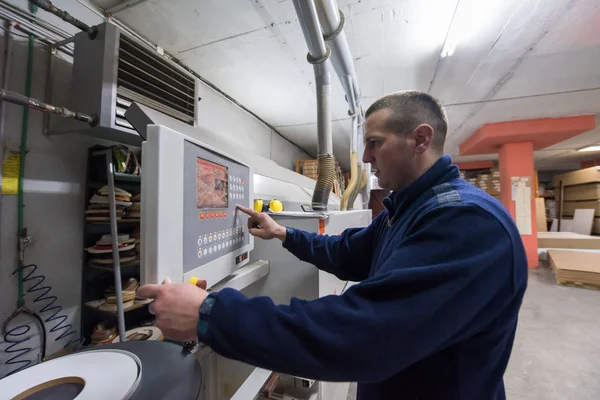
[538,232,600,249]
[536,197,547,232]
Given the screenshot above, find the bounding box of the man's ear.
[413,124,434,154]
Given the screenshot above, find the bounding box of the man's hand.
[137,279,209,342]
[237,205,287,241]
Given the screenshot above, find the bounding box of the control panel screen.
[196,158,228,209]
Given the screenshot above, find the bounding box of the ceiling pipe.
[314,0,368,210]
[314,0,360,115]
[28,0,97,39]
[292,0,335,211]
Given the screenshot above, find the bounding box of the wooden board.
[535,198,547,232]
[538,232,600,250]
[548,250,600,288]
[553,166,600,187]
[564,183,600,201]
[562,200,600,215]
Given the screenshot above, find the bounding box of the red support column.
[499,142,538,268]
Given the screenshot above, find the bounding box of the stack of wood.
[554,166,600,234]
[463,168,501,201]
[296,158,347,196]
[548,249,600,289]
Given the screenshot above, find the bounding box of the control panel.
[183,140,251,275]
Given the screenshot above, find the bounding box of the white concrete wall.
[0,0,309,378]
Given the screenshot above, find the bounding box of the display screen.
[196,158,228,209]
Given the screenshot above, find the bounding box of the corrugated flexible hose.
[311,154,336,211]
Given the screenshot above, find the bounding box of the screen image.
[196,158,228,209]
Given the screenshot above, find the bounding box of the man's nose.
[362,149,372,164]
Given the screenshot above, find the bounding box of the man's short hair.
[365,91,448,153]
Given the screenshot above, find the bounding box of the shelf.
[85,221,140,234]
[87,259,140,272]
[84,298,152,315]
[114,172,142,182]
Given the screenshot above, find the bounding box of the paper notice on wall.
[2,152,20,195]
[511,176,532,235]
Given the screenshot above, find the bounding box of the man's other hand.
[137,279,208,342]
[236,205,287,241]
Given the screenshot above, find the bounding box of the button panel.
[196,225,247,258]
[184,140,251,273]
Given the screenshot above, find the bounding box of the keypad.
[197,226,245,258]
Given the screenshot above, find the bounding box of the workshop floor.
[347,265,600,400]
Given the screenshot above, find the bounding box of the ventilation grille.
[116,34,196,127]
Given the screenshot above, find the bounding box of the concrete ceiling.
[91,0,600,171]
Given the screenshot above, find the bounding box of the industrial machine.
[128,103,371,399]
[140,123,255,287]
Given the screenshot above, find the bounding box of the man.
[139,91,528,399]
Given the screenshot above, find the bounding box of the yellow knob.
[254,199,263,212]
[269,199,284,213]
[188,277,199,286]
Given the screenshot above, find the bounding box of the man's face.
[362,109,416,191]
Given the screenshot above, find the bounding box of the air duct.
[292,0,335,211]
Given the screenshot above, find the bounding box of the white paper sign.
[511,176,532,235]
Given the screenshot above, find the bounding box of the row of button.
[197,238,245,258]
[229,175,244,184]
[197,227,244,245]
[230,184,244,192]
[230,193,245,200]
[199,211,227,220]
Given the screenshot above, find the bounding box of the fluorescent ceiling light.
[578,145,600,152]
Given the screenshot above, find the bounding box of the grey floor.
[348,265,600,400]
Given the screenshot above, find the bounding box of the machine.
[141,123,255,287]
[129,103,372,399]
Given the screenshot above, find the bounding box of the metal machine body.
[141,124,254,287]
[133,105,371,399]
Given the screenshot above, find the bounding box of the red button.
[224,212,227,217]
[210,212,215,218]
[221,212,225,217]
[200,213,205,220]
[241,179,244,184]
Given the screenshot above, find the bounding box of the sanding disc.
[0,349,142,400]
[112,326,163,343]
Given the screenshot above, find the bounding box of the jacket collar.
[383,155,459,223]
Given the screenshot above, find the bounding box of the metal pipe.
[51,35,75,49]
[315,0,360,115]
[0,88,97,125]
[0,21,13,152]
[0,1,73,39]
[0,11,74,56]
[293,0,335,211]
[315,68,332,155]
[28,0,97,38]
[293,0,328,60]
[105,150,127,342]
[0,20,13,234]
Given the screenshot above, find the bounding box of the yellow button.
[189,277,199,286]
